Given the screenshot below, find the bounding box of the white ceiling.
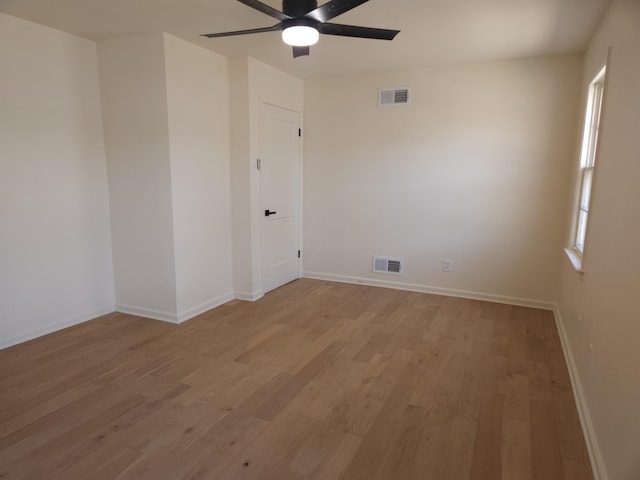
[0,0,610,79]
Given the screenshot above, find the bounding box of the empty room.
[1,0,639,479]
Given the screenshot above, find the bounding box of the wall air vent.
[378,87,411,107]
[372,255,403,275]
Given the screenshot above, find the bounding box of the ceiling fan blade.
[237,0,291,21]
[318,23,399,40]
[201,23,283,38]
[306,0,370,22]
[292,46,310,58]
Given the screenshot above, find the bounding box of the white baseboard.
[234,290,264,302]
[303,271,555,310]
[553,306,608,480]
[115,304,178,324]
[0,304,115,350]
[3,292,240,350]
[119,292,236,324]
[176,292,235,323]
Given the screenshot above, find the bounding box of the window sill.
[564,247,585,274]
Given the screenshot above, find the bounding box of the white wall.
[98,33,178,320]
[229,58,253,298]
[0,13,114,348]
[557,3,640,480]
[303,55,583,306]
[164,34,234,320]
[99,33,234,322]
[230,57,303,299]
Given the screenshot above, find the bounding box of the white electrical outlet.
[442,258,453,272]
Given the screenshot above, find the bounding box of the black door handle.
[265,209,277,217]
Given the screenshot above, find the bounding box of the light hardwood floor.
[0,279,593,480]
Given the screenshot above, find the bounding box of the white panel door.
[261,102,300,293]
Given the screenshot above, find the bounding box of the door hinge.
[298,128,301,137]
[298,250,301,258]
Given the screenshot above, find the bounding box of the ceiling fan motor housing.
[283,0,318,17]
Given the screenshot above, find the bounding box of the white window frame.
[565,65,606,272]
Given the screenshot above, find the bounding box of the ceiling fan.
[201,0,400,58]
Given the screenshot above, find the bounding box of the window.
[566,65,606,272]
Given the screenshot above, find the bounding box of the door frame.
[258,96,304,290]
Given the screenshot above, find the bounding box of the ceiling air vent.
[378,87,411,107]
[373,255,403,275]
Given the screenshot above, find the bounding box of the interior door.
[260,102,301,293]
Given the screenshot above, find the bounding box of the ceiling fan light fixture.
[201,0,401,59]
[282,25,319,46]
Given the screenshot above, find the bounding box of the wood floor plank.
[288,424,348,477]
[531,399,566,480]
[340,403,425,480]
[551,384,592,464]
[501,418,531,480]
[0,279,593,480]
[469,392,505,480]
[311,432,361,480]
[507,308,529,375]
[563,458,595,480]
[502,373,530,423]
[438,415,478,480]
[408,415,451,479]
[352,331,390,363]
